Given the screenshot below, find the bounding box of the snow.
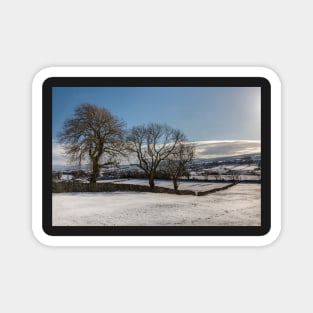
[109,178,232,192]
[61,174,73,180]
[52,183,261,226]
[95,178,233,191]
[210,164,258,171]
[188,173,260,181]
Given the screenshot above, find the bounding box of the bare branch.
[58,103,126,183]
[126,123,187,189]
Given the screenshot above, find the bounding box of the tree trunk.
[90,158,99,184]
[149,174,155,189]
[173,178,178,191]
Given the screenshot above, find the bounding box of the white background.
[0,1,311,312]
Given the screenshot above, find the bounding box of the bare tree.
[58,104,125,183]
[127,123,186,189]
[161,142,195,191]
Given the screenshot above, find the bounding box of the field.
[97,178,233,193]
[52,183,261,226]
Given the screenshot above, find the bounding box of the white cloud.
[52,141,67,165]
[52,141,88,169]
[194,140,260,159]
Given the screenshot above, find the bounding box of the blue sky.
[52,87,260,142]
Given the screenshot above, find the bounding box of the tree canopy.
[127,123,186,189]
[58,103,125,183]
[161,142,195,190]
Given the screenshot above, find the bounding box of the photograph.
[52,85,262,227]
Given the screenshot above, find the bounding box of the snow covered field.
[97,178,232,192]
[52,183,261,226]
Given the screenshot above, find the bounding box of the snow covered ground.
[97,178,232,192]
[52,183,261,226]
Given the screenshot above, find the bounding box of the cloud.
[52,141,66,165]
[194,140,260,159]
[52,141,84,169]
